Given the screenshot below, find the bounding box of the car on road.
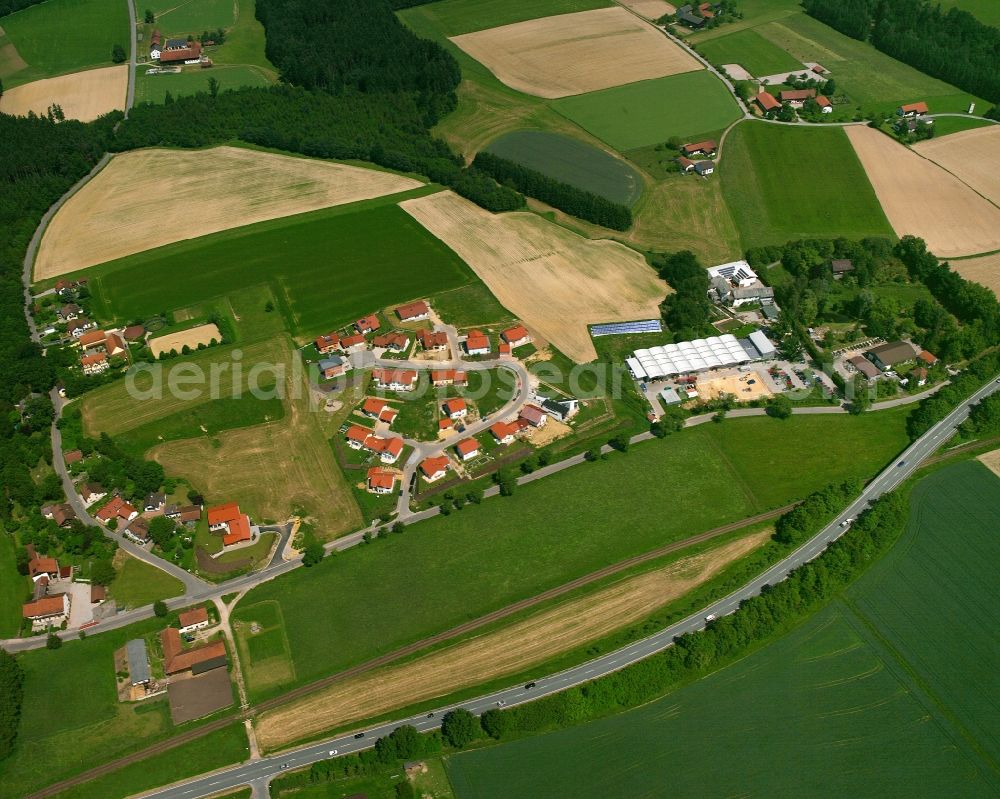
[898,460,906,467]
[354,732,365,739]
[705,614,717,622]
[328,749,338,756]
[524,682,536,689]
[496,700,506,707]
[840,518,853,527]
[280,764,289,770]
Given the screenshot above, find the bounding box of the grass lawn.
[211,0,275,73]
[552,71,743,152]
[147,0,234,34]
[396,0,612,37]
[110,553,185,608]
[445,459,1000,797]
[720,121,895,250]
[430,282,515,329]
[696,28,803,76]
[214,532,276,566]
[485,130,644,206]
[928,116,998,138]
[84,193,473,339]
[49,723,248,799]
[134,64,272,104]
[0,531,28,637]
[0,0,130,87]
[232,410,908,701]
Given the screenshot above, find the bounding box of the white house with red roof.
[501,325,531,348]
[395,301,430,322]
[519,404,548,428]
[455,438,480,461]
[373,368,418,391]
[361,397,398,425]
[355,315,380,335]
[442,398,468,420]
[96,496,138,526]
[367,468,398,494]
[418,329,449,351]
[82,352,109,375]
[431,369,467,387]
[420,456,450,483]
[489,421,518,444]
[898,101,929,117]
[464,330,490,355]
[345,425,404,463]
[207,502,254,547]
[179,607,210,635]
[315,332,341,354]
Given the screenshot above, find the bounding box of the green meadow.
[445,460,1000,798]
[696,27,802,76]
[720,121,894,250]
[232,410,908,701]
[147,0,234,35]
[0,0,129,87]
[552,71,742,151]
[134,64,271,104]
[0,530,27,637]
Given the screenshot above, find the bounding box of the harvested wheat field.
[949,252,1000,296]
[255,529,770,749]
[845,126,1000,258]
[0,64,126,122]
[913,125,1000,207]
[34,146,423,279]
[620,0,676,20]
[149,323,222,357]
[977,448,1000,479]
[400,192,667,362]
[449,7,700,99]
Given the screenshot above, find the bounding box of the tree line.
[472,151,633,231]
[0,649,23,761]
[803,0,1000,105]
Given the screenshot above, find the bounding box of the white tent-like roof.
[631,334,753,380]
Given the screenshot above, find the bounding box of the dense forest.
[803,0,1000,104]
[472,151,633,231]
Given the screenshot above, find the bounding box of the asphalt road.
[138,375,1000,799]
[125,0,136,115]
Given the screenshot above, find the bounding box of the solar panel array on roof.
[590,320,662,337]
[628,334,753,380]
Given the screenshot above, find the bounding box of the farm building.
[779,89,816,107]
[373,368,418,391]
[464,330,491,355]
[206,502,254,547]
[675,5,706,27]
[918,350,939,366]
[660,387,683,406]
[708,260,758,287]
[867,341,918,371]
[626,332,776,380]
[755,91,780,113]
[816,95,833,113]
[366,468,398,494]
[682,140,717,156]
[420,456,450,483]
[898,101,929,117]
[22,594,70,630]
[160,627,228,675]
[417,329,449,350]
[455,438,480,461]
[79,329,106,349]
[539,397,579,422]
[126,639,152,686]
[677,156,696,173]
[694,161,715,177]
[123,324,145,341]
[159,41,202,65]
[179,607,210,635]
[395,300,430,322]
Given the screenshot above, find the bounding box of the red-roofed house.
[438,418,454,432]
[346,424,372,449]
[682,140,717,156]
[816,95,833,113]
[455,438,480,461]
[490,422,518,445]
[315,332,341,354]
[105,333,127,357]
[362,397,400,425]
[207,502,254,547]
[340,333,367,351]
[82,352,109,375]
[160,627,228,674]
[898,101,929,117]
[755,91,780,113]
[179,607,210,634]
[417,329,449,351]
[28,551,60,581]
[395,300,430,322]
[79,329,106,349]
[366,435,404,464]
[501,325,531,348]
[355,315,380,335]
[366,468,398,494]
[519,404,548,428]
[464,330,490,355]
[677,156,696,173]
[64,449,83,465]
[431,370,467,387]
[22,594,70,629]
[442,398,467,420]
[96,496,138,525]
[420,456,450,483]
[373,368,418,391]
[372,332,410,352]
[918,350,938,366]
[159,41,202,65]
[780,88,816,107]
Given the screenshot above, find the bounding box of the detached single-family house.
[372,368,418,391]
[144,492,165,512]
[96,496,138,526]
[831,259,854,279]
[442,398,468,420]
[207,502,254,547]
[315,332,341,354]
[489,421,518,445]
[59,304,81,321]
[179,607,211,635]
[64,449,83,466]
[345,424,372,450]
[366,435,405,464]
[366,468,398,494]
[501,325,531,348]
[419,456,450,483]
[372,332,409,352]
[125,517,150,544]
[431,369,467,387]
[41,503,75,528]
[66,318,95,338]
[354,315,380,335]
[912,367,929,387]
[682,140,717,156]
[319,355,350,379]
[438,418,454,433]
[361,397,398,425]
[79,482,107,504]
[519,404,548,428]
[28,549,60,581]
[82,352,109,375]
[455,438,480,461]
[898,101,929,117]
[464,330,490,355]
[417,329,449,351]
[918,350,939,367]
[755,91,780,114]
[340,333,367,351]
[178,505,202,527]
[867,341,918,371]
[694,161,715,177]
[395,300,430,322]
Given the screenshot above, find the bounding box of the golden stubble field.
[148,323,222,357]
[0,64,127,122]
[620,0,677,20]
[254,529,770,750]
[912,125,1000,208]
[450,6,701,99]
[400,191,667,363]
[845,126,1000,258]
[34,146,423,279]
[950,252,1000,296]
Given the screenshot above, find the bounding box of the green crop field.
[110,554,185,608]
[446,460,1000,797]
[231,410,908,700]
[485,130,644,205]
[0,0,130,87]
[721,121,895,250]
[687,0,801,42]
[147,0,235,35]
[930,116,998,138]
[552,72,743,152]
[696,28,802,76]
[935,0,1000,27]
[0,531,28,637]
[134,65,271,104]
[83,193,476,338]
[396,0,612,38]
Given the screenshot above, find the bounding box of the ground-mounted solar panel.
[590,319,662,337]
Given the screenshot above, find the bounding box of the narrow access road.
[125,0,137,115]
[136,374,1000,799]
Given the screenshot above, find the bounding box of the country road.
[134,374,1000,799]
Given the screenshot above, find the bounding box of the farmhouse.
[105,333,127,357]
[22,594,70,630]
[81,352,109,375]
[179,607,210,635]
[419,456,450,483]
[501,325,531,348]
[867,341,918,371]
[779,88,816,108]
[319,355,350,379]
[898,101,929,117]
[677,157,696,173]
[372,332,410,352]
[455,438,480,461]
[519,404,548,428]
[361,397,398,425]
[96,496,138,526]
[417,329,449,351]
[682,140,717,156]
[28,549,60,581]
[755,91,780,113]
[206,502,254,547]
[694,161,715,177]
[708,260,758,288]
[831,259,854,279]
[355,315,380,335]
[431,369,467,387]
[490,421,519,444]
[79,329,106,350]
[395,300,430,322]
[816,95,833,113]
[159,41,202,65]
[373,368,418,391]
[849,355,882,380]
[315,333,341,354]
[464,330,491,355]
[366,468,398,494]
[442,398,468,420]
[676,5,706,27]
[160,627,228,675]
